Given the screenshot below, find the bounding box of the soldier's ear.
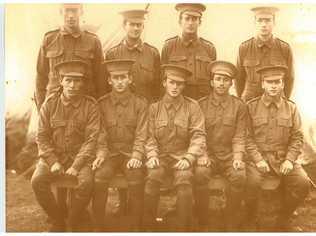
[162,79,167,88]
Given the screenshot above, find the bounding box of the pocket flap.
[223,116,235,126]
[174,118,187,128]
[169,55,187,62]
[46,50,63,58]
[243,59,259,67]
[140,63,153,72]
[253,117,268,127]
[278,117,293,127]
[75,50,94,59]
[156,120,168,128]
[196,55,212,62]
[50,120,66,128]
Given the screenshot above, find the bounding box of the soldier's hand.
[50,162,64,174]
[146,157,160,169]
[233,159,245,170]
[197,157,211,167]
[127,158,142,169]
[256,160,270,173]
[174,159,190,170]
[92,157,105,170]
[66,167,78,176]
[280,160,294,175]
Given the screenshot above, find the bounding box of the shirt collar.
[110,90,132,107]
[255,35,274,49]
[60,93,83,108]
[180,34,199,47]
[60,26,82,38]
[261,93,282,108]
[209,91,230,108]
[162,94,184,111]
[122,38,143,52]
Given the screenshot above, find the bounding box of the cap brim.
[61,72,84,77]
[182,10,201,17]
[108,70,130,76]
[125,17,144,23]
[167,74,186,82]
[213,71,233,78]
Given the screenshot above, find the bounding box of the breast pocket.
[169,55,187,67]
[139,63,154,84]
[196,55,212,82]
[277,117,293,141]
[243,59,260,83]
[105,119,117,141]
[74,49,95,61]
[252,117,268,141]
[125,118,137,140]
[223,116,236,134]
[155,120,168,139]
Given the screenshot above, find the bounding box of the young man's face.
[61,7,81,29]
[108,72,132,93]
[255,14,274,37]
[211,74,232,96]
[179,12,201,35]
[61,76,84,99]
[261,77,284,97]
[124,21,144,39]
[163,77,185,98]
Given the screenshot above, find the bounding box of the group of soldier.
[30,3,310,232]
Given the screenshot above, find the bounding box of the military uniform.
[31,61,100,231]
[106,40,161,102]
[245,66,309,229]
[161,3,216,100]
[35,26,105,109]
[92,60,148,231]
[236,7,294,102]
[195,61,247,231]
[143,64,206,231]
[105,9,161,103]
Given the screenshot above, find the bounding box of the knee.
[291,175,310,199]
[146,167,165,183]
[230,170,246,190]
[94,165,114,184]
[174,169,193,187]
[31,173,48,192]
[194,166,210,186]
[177,184,193,197]
[126,168,144,186]
[144,178,160,195]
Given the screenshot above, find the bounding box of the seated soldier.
[31,60,100,232]
[245,65,310,231]
[195,61,247,231]
[92,59,148,231]
[143,64,206,231]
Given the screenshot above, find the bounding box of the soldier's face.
[255,14,275,37]
[163,78,185,98]
[262,77,284,97]
[109,72,132,93]
[211,74,232,95]
[179,13,201,35]
[61,76,84,98]
[124,21,144,39]
[62,7,81,29]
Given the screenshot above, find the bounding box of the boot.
[128,184,144,231]
[176,185,193,232]
[194,186,209,231]
[224,189,243,232]
[243,198,258,231]
[143,193,160,231]
[92,183,109,232]
[113,189,128,216]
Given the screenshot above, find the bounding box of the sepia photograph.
[4,1,316,232]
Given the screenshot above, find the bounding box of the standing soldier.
[236,6,294,102]
[196,61,247,231]
[161,3,216,100]
[105,9,160,215]
[245,65,309,231]
[35,3,105,110]
[31,60,100,232]
[105,9,161,103]
[92,59,148,231]
[143,64,206,231]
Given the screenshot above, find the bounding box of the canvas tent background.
[5,3,316,169]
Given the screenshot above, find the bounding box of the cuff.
[233,152,244,161]
[147,150,158,160]
[252,152,264,164]
[71,156,86,172]
[43,154,59,167]
[132,150,143,160]
[184,153,196,165]
[286,151,299,163]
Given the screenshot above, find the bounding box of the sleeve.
[284,45,295,99]
[145,104,159,159]
[235,44,246,98]
[186,103,207,164]
[93,37,107,98]
[36,101,59,166]
[209,44,217,61]
[160,42,169,65]
[232,103,247,161]
[71,102,101,171]
[286,105,304,162]
[152,49,162,102]
[35,36,49,110]
[95,104,109,160]
[132,100,149,160]
[245,105,264,163]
